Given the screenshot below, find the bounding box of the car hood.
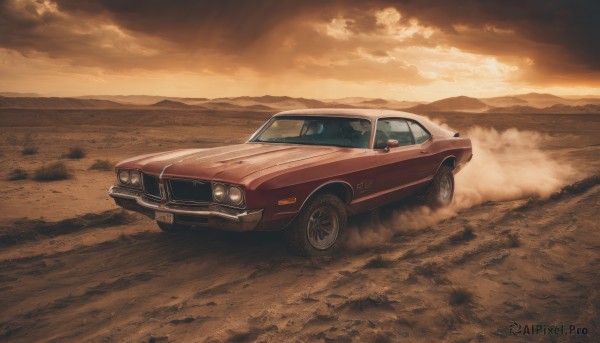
[117,143,343,183]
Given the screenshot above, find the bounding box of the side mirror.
[384,139,399,151]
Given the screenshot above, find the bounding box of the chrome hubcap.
[307,206,339,250]
[439,174,453,203]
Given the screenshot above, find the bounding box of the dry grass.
[448,287,474,306]
[21,146,39,155]
[343,294,395,311]
[33,161,71,181]
[0,209,134,247]
[409,261,450,284]
[8,168,28,181]
[449,225,476,244]
[413,261,445,277]
[64,146,86,159]
[89,159,113,171]
[364,255,393,269]
[506,232,520,248]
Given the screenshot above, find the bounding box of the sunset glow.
[1,0,598,100]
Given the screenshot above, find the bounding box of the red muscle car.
[109,109,472,256]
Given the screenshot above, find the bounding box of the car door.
[372,118,424,198]
[407,119,438,180]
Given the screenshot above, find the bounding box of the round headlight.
[213,183,226,202]
[228,186,244,205]
[118,170,130,184]
[130,171,141,187]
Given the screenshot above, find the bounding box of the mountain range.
[0,92,599,114]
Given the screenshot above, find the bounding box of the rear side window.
[375,119,414,149]
[408,121,431,144]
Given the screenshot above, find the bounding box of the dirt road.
[1,176,598,342]
[1,109,599,342]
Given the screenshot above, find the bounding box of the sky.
[1,0,599,101]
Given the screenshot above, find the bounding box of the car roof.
[274,108,426,121]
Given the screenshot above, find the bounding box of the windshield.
[252,116,372,148]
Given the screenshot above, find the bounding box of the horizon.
[1,91,599,103]
[1,1,599,101]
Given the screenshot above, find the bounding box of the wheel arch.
[275,180,353,231]
[297,180,353,212]
[435,155,457,175]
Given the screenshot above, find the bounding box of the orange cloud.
[0,0,599,99]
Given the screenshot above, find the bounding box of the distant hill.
[207,101,243,108]
[2,92,599,113]
[486,104,600,114]
[78,95,208,105]
[0,92,42,97]
[408,96,490,113]
[244,96,326,107]
[151,100,192,108]
[429,96,489,111]
[486,105,542,114]
[566,98,600,106]
[480,96,528,107]
[357,98,417,109]
[225,95,325,106]
[244,104,274,111]
[321,103,358,109]
[208,95,328,110]
[151,99,275,111]
[330,97,421,109]
[360,98,388,105]
[328,97,379,104]
[0,96,122,109]
[545,104,600,114]
[482,93,600,108]
[510,93,571,108]
[406,103,441,113]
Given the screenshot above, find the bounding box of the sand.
[0,108,599,342]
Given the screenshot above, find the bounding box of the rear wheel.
[424,166,454,208]
[157,222,191,232]
[286,194,347,257]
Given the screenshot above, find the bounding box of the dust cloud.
[345,125,577,250]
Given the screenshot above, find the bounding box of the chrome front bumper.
[108,186,263,231]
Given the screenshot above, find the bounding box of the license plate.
[155,211,174,224]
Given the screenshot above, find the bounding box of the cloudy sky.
[1,0,599,101]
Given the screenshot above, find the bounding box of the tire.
[157,222,191,232]
[424,166,454,208]
[286,194,347,257]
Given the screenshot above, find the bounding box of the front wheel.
[424,166,454,208]
[286,194,347,257]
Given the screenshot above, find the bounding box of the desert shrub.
[344,294,394,311]
[8,168,28,181]
[33,161,71,181]
[555,274,569,282]
[364,255,393,269]
[21,146,39,155]
[448,287,474,306]
[449,225,476,243]
[89,159,113,171]
[65,146,86,159]
[414,262,445,277]
[506,232,520,248]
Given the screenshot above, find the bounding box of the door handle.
[420,150,428,154]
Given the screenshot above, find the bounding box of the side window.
[408,121,431,144]
[374,119,414,149]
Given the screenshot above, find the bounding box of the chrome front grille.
[142,173,161,199]
[168,179,212,203]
